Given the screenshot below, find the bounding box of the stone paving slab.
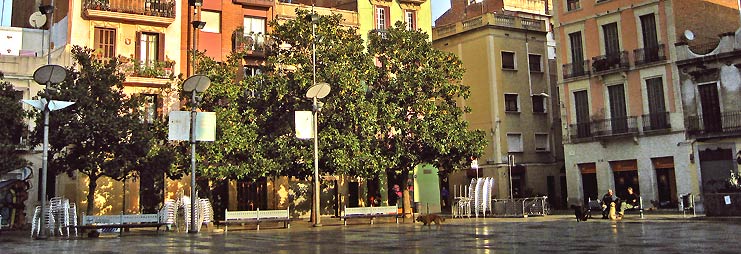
[1,214,740,253]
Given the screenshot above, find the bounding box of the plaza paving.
[1,214,740,253]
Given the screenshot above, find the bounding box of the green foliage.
[367,22,486,178]
[0,80,30,174]
[193,11,486,187]
[30,46,175,214]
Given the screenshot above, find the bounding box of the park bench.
[220,208,290,232]
[76,213,168,237]
[341,206,399,225]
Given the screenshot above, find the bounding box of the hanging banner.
[295,111,313,139]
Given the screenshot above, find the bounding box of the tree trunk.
[399,170,412,218]
[86,175,98,215]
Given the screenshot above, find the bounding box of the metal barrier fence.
[491,197,550,217]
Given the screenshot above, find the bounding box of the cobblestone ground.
[2,215,740,253]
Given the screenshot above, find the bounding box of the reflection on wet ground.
[2,215,741,253]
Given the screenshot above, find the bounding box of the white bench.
[221,208,290,232]
[77,213,167,237]
[341,206,399,225]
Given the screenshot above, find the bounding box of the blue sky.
[431,0,451,24]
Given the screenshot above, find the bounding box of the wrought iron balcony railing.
[591,116,639,137]
[642,112,671,132]
[233,28,270,56]
[591,51,629,74]
[686,111,741,137]
[569,122,592,141]
[634,44,666,66]
[83,0,175,18]
[562,60,590,79]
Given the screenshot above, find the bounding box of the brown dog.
[416,214,445,226]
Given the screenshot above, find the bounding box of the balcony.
[591,51,629,75]
[592,116,639,137]
[686,111,741,138]
[642,112,671,132]
[569,116,639,142]
[569,122,593,141]
[634,44,666,67]
[118,57,175,86]
[562,60,590,79]
[233,28,270,58]
[233,0,274,8]
[82,0,175,26]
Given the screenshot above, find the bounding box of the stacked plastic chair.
[199,198,213,229]
[67,202,78,237]
[159,200,178,230]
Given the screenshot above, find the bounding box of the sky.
[431,0,451,25]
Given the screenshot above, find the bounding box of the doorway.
[348,182,359,208]
[655,168,677,208]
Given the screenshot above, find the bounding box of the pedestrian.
[441,186,449,209]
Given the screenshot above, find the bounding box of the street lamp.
[306,82,330,227]
[183,74,211,233]
[508,154,515,199]
[25,64,72,239]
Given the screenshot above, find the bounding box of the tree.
[0,78,30,174]
[195,10,389,182]
[367,23,486,215]
[32,46,162,214]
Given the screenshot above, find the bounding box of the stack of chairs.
[199,199,213,229]
[159,199,178,230]
[31,197,77,238]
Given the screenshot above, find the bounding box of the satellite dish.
[183,75,211,93]
[684,30,695,41]
[306,82,331,99]
[29,11,47,29]
[33,65,67,84]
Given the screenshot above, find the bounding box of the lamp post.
[25,65,71,239]
[306,83,330,227]
[508,154,515,199]
[182,75,210,233]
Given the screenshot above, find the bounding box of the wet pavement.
[2,214,741,253]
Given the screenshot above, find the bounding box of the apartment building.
[554,0,739,211]
[433,0,566,207]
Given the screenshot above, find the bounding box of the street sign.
[295,111,313,139]
[168,111,216,141]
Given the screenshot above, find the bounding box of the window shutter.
[373,6,378,29]
[158,33,165,62]
[384,6,391,29]
[135,31,141,61]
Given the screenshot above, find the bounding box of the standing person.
[600,189,618,219]
[440,186,450,209]
[619,187,639,218]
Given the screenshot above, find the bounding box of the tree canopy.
[31,46,175,214]
[0,78,30,174]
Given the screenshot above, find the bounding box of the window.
[646,77,668,130]
[141,94,158,124]
[94,27,116,59]
[136,32,162,66]
[528,54,541,72]
[574,90,590,138]
[244,66,262,78]
[532,95,546,113]
[640,13,660,62]
[244,16,266,48]
[505,94,519,112]
[567,0,580,11]
[405,10,416,31]
[502,51,515,70]
[200,11,221,33]
[535,133,549,151]
[375,6,390,30]
[602,23,620,56]
[608,84,628,133]
[507,133,523,152]
[569,32,584,72]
